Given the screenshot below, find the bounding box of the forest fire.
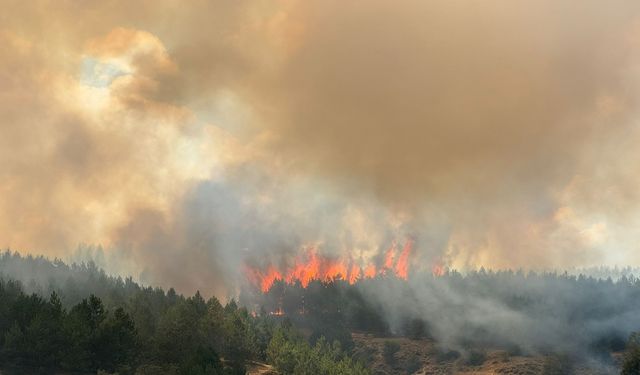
[432,264,447,277]
[245,239,415,292]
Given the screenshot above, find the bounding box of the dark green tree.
[97,307,138,371]
[622,333,640,375]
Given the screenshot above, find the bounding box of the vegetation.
[403,353,421,374]
[463,349,486,366]
[0,277,255,374]
[267,323,369,374]
[541,354,574,375]
[382,341,400,365]
[622,333,640,375]
[248,267,640,358]
[0,251,368,374]
[1,250,640,373]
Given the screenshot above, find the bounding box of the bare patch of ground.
[246,361,278,375]
[351,333,616,375]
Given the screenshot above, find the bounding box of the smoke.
[2,0,640,295]
[245,0,640,270]
[354,271,640,364]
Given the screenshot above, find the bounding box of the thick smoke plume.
[1,0,640,298]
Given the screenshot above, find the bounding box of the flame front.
[364,264,377,278]
[394,239,413,279]
[245,265,284,292]
[432,263,447,277]
[383,243,396,270]
[246,239,415,292]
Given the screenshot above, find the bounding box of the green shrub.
[433,348,460,364]
[352,345,377,366]
[464,349,486,366]
[622,333,640,375]
[542,354,573,375]
[404,353,421,374]
[383,341,401,365]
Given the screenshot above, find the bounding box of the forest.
[242,267,640,354]
[1,250,640,374]
[0,251,367,374]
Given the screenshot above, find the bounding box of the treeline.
[244,268,640,360]
[4,250,640,373]
[0,277,256,374]
[1,282,138,373]
[0,252,370,375]
[0,250,141,308]
[241,280,389,352]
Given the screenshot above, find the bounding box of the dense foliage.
[622,333,640,375]
[266,323,369,375]
[2,250,640,373]
[0,251,369,374]
[0,277,256,374]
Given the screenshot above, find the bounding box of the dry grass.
[352,333,612,375]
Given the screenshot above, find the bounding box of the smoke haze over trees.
[3,1,640,373]
[2,0,640,297]
[2,251,640,373]
[0,252,368,374]
[245,269,640,359]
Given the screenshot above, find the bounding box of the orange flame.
[246,240,416,292]
[364,264,377,278]
[324,259,348,282]
[432,264,446,277]
[383,242,396,271]
[270,307,284,316]
[286,251,320,287]
[348,263,361,284]
[394,239,413,280]
[245,265,283,292]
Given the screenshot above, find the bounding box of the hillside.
[0,252,367,375]
[2,252,640,374]
[351,333,619,375]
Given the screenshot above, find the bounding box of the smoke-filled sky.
[2,0,640,295]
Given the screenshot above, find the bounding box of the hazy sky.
[2,0,640,294]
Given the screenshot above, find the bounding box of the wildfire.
[432,263,447,277]
[270,307,285,316]
[394,239,413,279]
[245,265,283,292]
[246,239,415,292]
[364,264,377,278]
[383,243,396,270]
[348,263,361,284]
